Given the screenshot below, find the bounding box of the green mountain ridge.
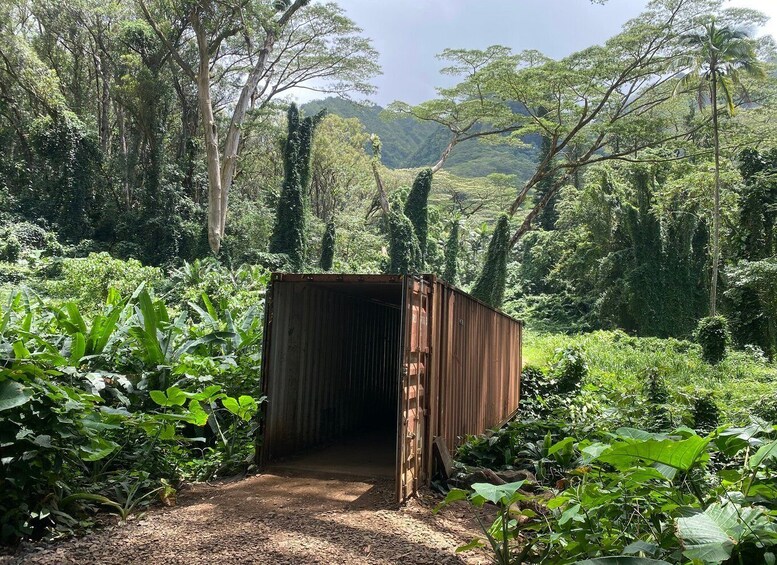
[302,97,538,180]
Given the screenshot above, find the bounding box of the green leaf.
[559,503,581,525]
[65,302,88,334]
[455,538,485,553]
[186,400,209,426]
[623,541,660,556]
[70,332,86,365]
[222,396,239,415]
[597,435,710,471]
[546,496,569,510]
[0,380,32,411]
[548,436,575,456]
[149,390,168,407]
[158,423,176,440]
[581,442,610,463]
[749,439,777,468]
[470,481,525,505]
[675,507,736,563]
[79,438,119,461]
[150,387,186,407]
[165,387,186,407]
[12,340,30,360]
[615,428,668,441]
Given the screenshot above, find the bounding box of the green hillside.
[302,97,538,179]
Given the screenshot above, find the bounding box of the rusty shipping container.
[259,273,523,503]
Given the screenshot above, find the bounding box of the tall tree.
[388,0,767,257]
[270,103,323,269]
[403,168,433,264]
[470,215,510,308]
[678,18,764,315]
[443,220,460,284]
[138,0,378,253]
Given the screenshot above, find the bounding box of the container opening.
[262,279,403,481]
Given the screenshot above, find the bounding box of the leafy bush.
[46,253,161,312]
[0,234,20,262]
[0,279,266,544]
[696,315,731,364]
[0,222,62,261]
[549,344,587,394]
[642,367,671,431]
[443,423,777,564]
[692,392,721,434]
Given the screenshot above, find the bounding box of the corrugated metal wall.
[261,280,401,463]
[260,274,522,498]
[427,281,522,479]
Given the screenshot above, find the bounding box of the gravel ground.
[2,471,489,564]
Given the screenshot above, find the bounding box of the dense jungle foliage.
[1,0,777,562]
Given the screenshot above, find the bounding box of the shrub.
[0,234,21,263]
[520,364,551,399]
[47,253,161,311]
[0,222,62,260]
[642,367,672,431]
[549,345,587,394]
[695,315,731,364]
[642,367,669,404]
[388,208,421,274]
[692,392,720,433]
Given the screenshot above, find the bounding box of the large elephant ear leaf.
[0,380,32,412]
[675,504,739,563]
[597,436,710,471]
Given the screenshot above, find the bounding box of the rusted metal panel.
[397,275,431,503]
[260,278,402,464]
[428,277,522,463]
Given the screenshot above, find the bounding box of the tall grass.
[524,330,777,423]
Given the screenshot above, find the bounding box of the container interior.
[262,279,403,477]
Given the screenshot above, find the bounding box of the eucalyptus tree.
[138,0,379,253]
[678,18,765,315]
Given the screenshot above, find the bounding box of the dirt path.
[3,471,489,564]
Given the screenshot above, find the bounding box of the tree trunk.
[219,30,278,229]
[98,45,111,158]
[193,13,224,254]
[710,74,721,317]
[431,137,458,173]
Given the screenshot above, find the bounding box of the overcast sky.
[296,0,777,106]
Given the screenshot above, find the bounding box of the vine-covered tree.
[403,168,433,263]
[270,104,323,269]
[138,0,379,253]
[388,209,421,275]
[470,215,510,308]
